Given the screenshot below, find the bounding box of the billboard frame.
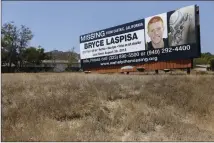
[80,5,201,74]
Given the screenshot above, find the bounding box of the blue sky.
[2,1,214,54]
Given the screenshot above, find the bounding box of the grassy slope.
[2,73,214,141]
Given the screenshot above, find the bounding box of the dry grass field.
[2,73,214,141]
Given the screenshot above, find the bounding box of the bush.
[209,58,214,71]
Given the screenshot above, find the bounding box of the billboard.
[80,5,200,70]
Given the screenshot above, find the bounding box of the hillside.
[45,50,80,61]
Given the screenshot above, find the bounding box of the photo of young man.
[145,13,168,50]
[168,5,196,46]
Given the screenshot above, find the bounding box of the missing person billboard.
[80,5,200,70]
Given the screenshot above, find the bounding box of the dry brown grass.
[2,73,214,141]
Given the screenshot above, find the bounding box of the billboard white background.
[80,29,145,59]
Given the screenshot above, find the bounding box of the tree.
[1,46,9,66]
[17,25,33,69]
[68,47,78,67]
[209,58,214,71]
[1,21,19,72]
[23,47,47,65]
[193,58,208,67]
[193,52,214,68]
[1,21,33,72]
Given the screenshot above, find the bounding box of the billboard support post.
[187,68,191,74]
[155,70,159,74]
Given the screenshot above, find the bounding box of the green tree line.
[1,21,52,72]
[193,52,214,70]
